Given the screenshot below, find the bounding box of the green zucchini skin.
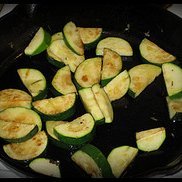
[3,131,48,161]
[139,38,176,66]
[45,121,84,150]
[32,104,76,121]
[32,94,77,121]
[54,114,96,146]
[0,123,38,143]
[71,144,114,178]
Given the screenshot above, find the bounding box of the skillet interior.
[0,4,182,178]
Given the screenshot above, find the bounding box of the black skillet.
[0,4,182,178]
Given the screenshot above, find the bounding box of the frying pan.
[0,4,182,178]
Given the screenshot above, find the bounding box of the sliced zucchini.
[96,37,133,56]
[51,32,64,42]
[0,120,38,143]
[63,21,84,56]
[0,88,32,111]
[166,96,182,120]
[46,47,65,68]
[32,93,76,121]
[136,127,166,152]
[162,63,182,99]
[74,57,102,89]
[0,107,42,131]
[92,84,113,123]
[49,39,85,72]
[29,157,61,178]
[17,68,47,101]
[128,64,161,98]
[101,48,123,86]
[24,27,51,56]
[139,38,176,65]
[54,113,95,145]
[71,143,114,178]
[107,146,138,178]
[103,70,130,102]
[46,120,74,150]
[51,66,77,96]
[3,131,48,160]
[78,87,105,125]
[78,27,102,49]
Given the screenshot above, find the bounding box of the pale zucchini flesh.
[166,96,182,119]
[162,63,182,98]
[29,157,61,178]
[63,21,84,56]
[3,131,48,160]
[78,87,104,124]
[0,88,32,111]
[0,107,42,131]
[51,66,77,95]
[74,57,102,88]
[54,113,95,145]
[0,120,38,143]
[128,64,161,98]
[17,68,47,100]
[136,127,166,152]
[101,48,122,86]
[92,84,113,123]
[139,38,176,65]
[107,146,138,178]
[96,37,133,56]
[49,39,85,72]
[78,27,102,49]
[32,93,76,121]
[104,70,130,101]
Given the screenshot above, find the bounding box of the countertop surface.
[0,3,182,178]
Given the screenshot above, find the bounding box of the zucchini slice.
[3,131,48,160]
[104,70,130,102]
[24,27,51,56]
[54,113,95,145]
[51,66,77,96]
[78,27,102,49]
[71,144,114,178]
[17,68,47,101]
[51,32,64,42]
[32,93,76,121]
[101,48,123,86]
[166,96,182,120]
[46,120,74,150]
[128,64,161,98]
[162,63,182,99]
[96,37,133,56]
[47,47,65,68]
[63,21,84,56]
[0,107,42,131]
[29,157,61,178]
[0,88,32,111]
[92,84,113,123]
[136,127,166,152]
[78,87,105,125]
[107,146,138,178]
[0,120,38,143]
[49,39,85,72]
[139,38,176,65]
[74,57,102,89]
